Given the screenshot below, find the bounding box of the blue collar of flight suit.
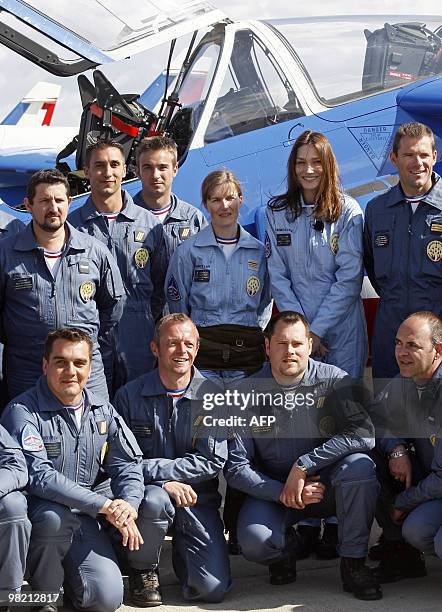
[35,375,106,413]
[166,194,191,221]
[139,366,208,401]
[134,191,191,222]
[81,189,138,223]
[13,221,86,253]
[384,172,442,210]
[193,224,259,249]
[395,362,442,398]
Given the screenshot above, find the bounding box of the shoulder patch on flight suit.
[12,275,33,291]
[330,234,339,255]
[79,280,95,303]
[276,233,291,246]
[134,247,149,268]
[22,426,44,452]
[264,232,271,258]
[134,230,146,242]
[179,227,191,240]
[374,232,389,247]
[427,240,442,262]
[246,276,261,296]
[193,269,210,282]
[167,275,181,301]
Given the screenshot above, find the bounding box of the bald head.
[395,312,442,381]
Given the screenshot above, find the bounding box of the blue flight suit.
[266,195,367,377]
[165,224,271,328]
[113,368,231,603]
[69,190,167,384]
[364,173,442,379]
[401,440,442,559]
[0,210,25,410]
[225,360,378,564]
[0,424,30,597]
[372,364,442,555]
[0,222,124,400]
[1,377,144,612]
[133,191,207,259]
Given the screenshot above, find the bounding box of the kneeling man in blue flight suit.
[0,424,31,612]
[371,311,442,581]
[1,328,145,612]
[114,313,230,606]
[225,311,382,600]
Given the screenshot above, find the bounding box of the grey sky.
[0,0,441,125]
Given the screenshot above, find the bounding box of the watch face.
[296,460,307,472]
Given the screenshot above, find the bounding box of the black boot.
[129,567,162,607]
[296,525,320,560]
[374,541,426,583]
[269,554,297,585]
[315,523,339,559]
[227,531,241,555]
[368,533,388,561]
[341,557,382,600]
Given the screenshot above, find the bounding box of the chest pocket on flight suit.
[126,227,152,285]
[42,436,63,471]
[171,223,192,246]
[130,419,155,457]
[310,226,336,273]
[191,253,216,309]
[9,271,45,321]
[88,415,110,482]
[371,213,396,280]
[66,255,97,324]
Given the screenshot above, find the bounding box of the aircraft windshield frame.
[0,0,226,60]
[267,15,442,105]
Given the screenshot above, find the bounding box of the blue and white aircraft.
[1,3,442,322]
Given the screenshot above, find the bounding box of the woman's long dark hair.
[268,130,343,222]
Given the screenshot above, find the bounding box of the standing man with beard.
[0,169,124,400]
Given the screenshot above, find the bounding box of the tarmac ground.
[32,525,439,612]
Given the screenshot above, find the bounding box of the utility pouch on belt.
[196,324,265,373]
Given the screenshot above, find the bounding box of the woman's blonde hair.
[201,170,242,207]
